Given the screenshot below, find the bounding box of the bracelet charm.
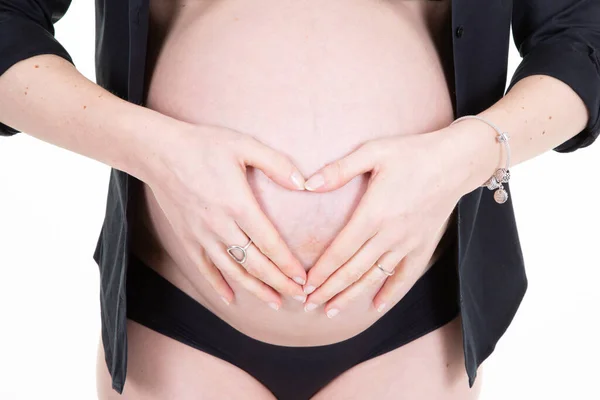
[493,187,509,204]
[450,115,512,204]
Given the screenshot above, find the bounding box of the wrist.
[113,105,194,185]
[432,118,504,196]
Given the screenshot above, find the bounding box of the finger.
[204,239,283,310]
[304,142,377,192]
[304,202,376,294]
[372,248,431,313]
[234,192,308,286]
[151,188,235,304]
[323,250,403,318]
[211,217,306,301]
[241,243,307,301]
[240,137,306,191]
[305,233,388,308]
[188,246,235,305]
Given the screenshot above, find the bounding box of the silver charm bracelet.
[450,115,511,204]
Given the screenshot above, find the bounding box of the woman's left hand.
[302,127,476,318]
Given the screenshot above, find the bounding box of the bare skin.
[110,0,480,398]
[0,0,587,398]
[135,0,456,336]
[0,2,587,399]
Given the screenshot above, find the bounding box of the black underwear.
[126,242,459,400]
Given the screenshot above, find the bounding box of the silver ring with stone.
[227,238,253,265]
[376,263,395,276]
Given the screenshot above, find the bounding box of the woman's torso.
[130,0,455,346]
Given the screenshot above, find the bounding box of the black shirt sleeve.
[507,0,600,153]
[0,0,74,136]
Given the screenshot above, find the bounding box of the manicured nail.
[268,302,279,311]
[303,285,316,295]
[220,296,230,306]
[304,174,324,191]
[291,171,305,190]
[304,302,318,312]
[293,295,307,303]
[377,303,386,313]
[293,276,306,285]
[326,308,340,318]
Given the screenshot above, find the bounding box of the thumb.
[241,137,306,191]
[304,143,376,192]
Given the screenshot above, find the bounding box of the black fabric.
[1,0,600,394]
[0,0,74,134]
[507,0,600,152]
[126,243,460,400]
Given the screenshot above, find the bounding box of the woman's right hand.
[144,122,308,309]
[0,55,304,309]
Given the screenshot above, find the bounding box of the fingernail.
[304,174,324,191]
[377,303,386,313]
[303,285,316,295]
[220,296,230,306]
[293,295,307,303]
[268,302,279,311]
[293,276,306,285]
[304,302,318,312]
[326,308,340,318]
[290,171,305,190]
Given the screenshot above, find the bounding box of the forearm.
[443,74,589,195]
[0,54,188,182]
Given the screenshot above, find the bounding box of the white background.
[0,1,598,399]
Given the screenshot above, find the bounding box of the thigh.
[312,317,482,400]
[96,320,276,400]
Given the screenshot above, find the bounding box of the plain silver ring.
[376,262,395,276]
[226,238,253,265]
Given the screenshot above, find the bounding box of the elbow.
[509,34,600,153]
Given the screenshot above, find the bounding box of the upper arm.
[508,0,600,152]
[0,0,74,136]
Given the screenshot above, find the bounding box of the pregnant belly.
[135,0,454,345]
